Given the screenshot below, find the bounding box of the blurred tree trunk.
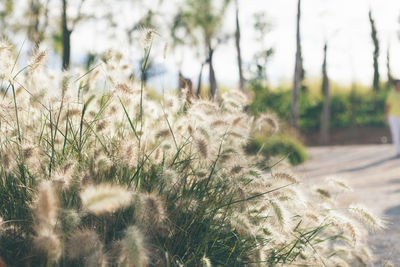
[197,62,205,97]
[234,0,245,92]
[28,0,50,49]
[386,45,393,89]
[29,0,41,47]
[320,43,330,145]
[291,0,302,128]
[369,9,380,92]
[208,45,217,99]
[349,83,357,142]
[61,0,87,70]
[170,0,230,99]
[61,0,71,70]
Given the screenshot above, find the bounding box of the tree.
[369,9,380,92]
[196,62,205,97]
[126,9,157,44]
[320,43,330,145]
[291,0,303,128]
[171,0,231,99]
[248,12,273,83]
[386,45,393,88]
[0,0,15,39]
[234,0,245,92]
[61,0,88,70]
[27,0,50,49]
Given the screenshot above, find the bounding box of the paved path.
[295,145,400,266]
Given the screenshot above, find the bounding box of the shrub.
[0,43,383,266]
[247,134,307,165]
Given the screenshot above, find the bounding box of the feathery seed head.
[52,163,75,190]
[116,82,133,95]
[22,144,36,159]
[211,119,228,128]
[349,204,386,231]
[96,119,109,132]
[80,184,133,215]
[155,128,171,139]
[353,246,373,265]
[230,164,244,174]
[230,213,255,237]
[33,228,61,262]
[329,257,351,267]
[0,41,14,79]
[66,229,103,260]
[84,250,108,267]
[201,256,212,267]
[269,199,287,229]
[34,180,59,228]
[314,188,331,199]
[272,172,299,184]
[29,49,47,72]
[118,225,149,267]
[255,114,279,135]
[327,177,353,192]
[141,28,158,50]
[135,193,167,235]
[196,138,208,159]
[160,169,179,190]
[344,221,359,246]
[163,42,169,59]
[121,141,139,168]
[232,116,244,126]
[0,217,4,235]
[0,148,15,172]
[187,124,194,135]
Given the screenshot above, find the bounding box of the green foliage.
[0,0,15,38]
[263,135,307,165]
[249,81,291,122]
[249,81,388,132]
[172,0,231,47]
[247,134,307,165]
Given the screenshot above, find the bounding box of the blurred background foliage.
[249,80,388,133]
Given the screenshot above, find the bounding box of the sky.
[213,0,400,87]
[64,0,400,89]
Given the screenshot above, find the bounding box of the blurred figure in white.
[385,79,400,157]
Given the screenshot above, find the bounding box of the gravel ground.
[295,144,400,266]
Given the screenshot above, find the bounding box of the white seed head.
[33,228,61,262]
[349,204,386,231]
[201,256,212,267]
[66,229,103,260]
[118,225,149,267]
[80,184,132,215]
[34,180,59,228]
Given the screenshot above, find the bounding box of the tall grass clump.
[0,40,384,266]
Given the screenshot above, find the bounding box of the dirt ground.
[295,144,400,265]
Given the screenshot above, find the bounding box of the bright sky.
[216,0,400,87]
[69,0,400,89]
